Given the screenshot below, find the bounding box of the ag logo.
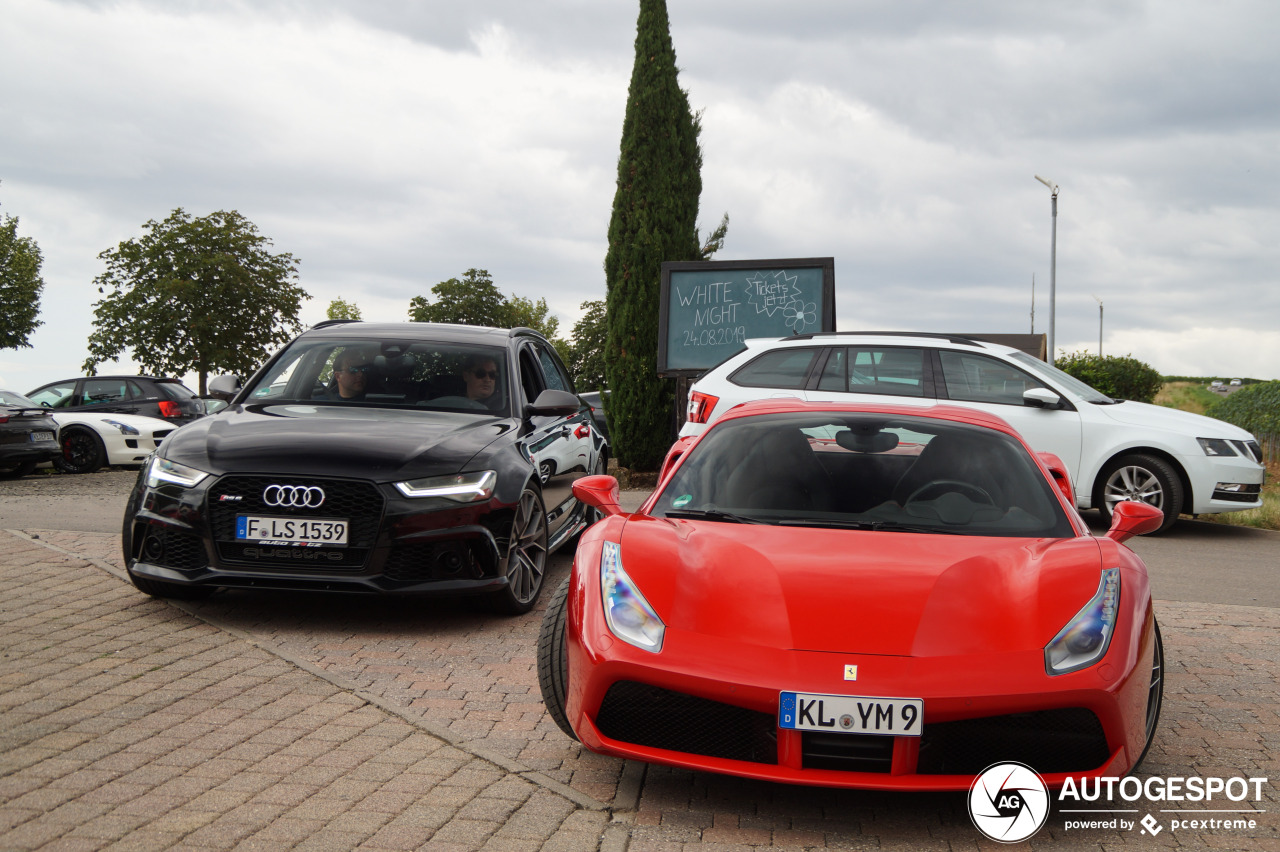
[968,762,1050,843]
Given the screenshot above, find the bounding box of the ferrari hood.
[161,403,513,480]
[616,518,1104,656]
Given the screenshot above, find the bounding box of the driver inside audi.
[327,348,374,401]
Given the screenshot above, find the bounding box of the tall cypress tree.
[604,0,704,471]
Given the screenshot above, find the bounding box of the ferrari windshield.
[243,338,512,416]
[652,412,1074,537]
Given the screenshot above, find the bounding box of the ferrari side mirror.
[573,474,623,517]
[1105,500,1164,543]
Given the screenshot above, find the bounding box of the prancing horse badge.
[843,664,858,681]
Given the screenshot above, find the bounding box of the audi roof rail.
[311,318,363,329]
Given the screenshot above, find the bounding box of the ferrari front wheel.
[537,576,578,740]
[1132,619,1164,772]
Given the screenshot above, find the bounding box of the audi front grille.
[208,475,385,570]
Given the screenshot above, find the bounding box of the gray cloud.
[2,0,1277,392]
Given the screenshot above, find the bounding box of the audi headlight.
[395,470,497,502]
[1045,568,1120,675]
[1197,438,1237,457]
[104,419,140,436]
[146,456,209,489]
[601,541,665,653]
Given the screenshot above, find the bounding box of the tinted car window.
[28,381,77,408]
[244,338,512,415]
[818,347,927,397]
[729,348,819,389]
[653,412,1071,538]
[155,382,198,400]
[938,351,1046,406]
[537,345,571,393]
[82,378,130,405]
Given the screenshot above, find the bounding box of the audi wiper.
[662,508,767,525]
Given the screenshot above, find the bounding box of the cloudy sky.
[3,0,1278,395]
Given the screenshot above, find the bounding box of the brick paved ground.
[3,526,1278,850]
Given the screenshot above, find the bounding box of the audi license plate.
[779,691,923,737]
[236,515,348,546]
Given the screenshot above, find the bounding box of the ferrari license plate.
[236,515,349,546]
[779,691,923,736]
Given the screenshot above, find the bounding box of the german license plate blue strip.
[779,691,923,736]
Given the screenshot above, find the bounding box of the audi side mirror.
[524,389,581,419]
[208,374,242,402]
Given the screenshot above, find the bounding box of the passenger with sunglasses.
[461,354,500,406]
[328,348,373,401]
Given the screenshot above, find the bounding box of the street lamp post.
[1035,175,1059,364]
[1092,294,1103,356]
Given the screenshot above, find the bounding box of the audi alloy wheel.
[489,484,548,615]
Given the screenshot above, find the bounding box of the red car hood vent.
[620,518,1101,657]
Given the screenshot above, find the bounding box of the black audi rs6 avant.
[121,321,607,614]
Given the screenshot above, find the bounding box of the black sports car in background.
[121,321,607,614]
[0,390,60,478]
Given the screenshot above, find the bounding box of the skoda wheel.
[537,576,577,739]
[1095,453,1182,533]
[489,483,548,615]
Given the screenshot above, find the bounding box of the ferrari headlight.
[1197,438,1237,457]
[1045,568,1120,675]
[395,470,496,502]
[601,541,665,653]
[104,419,140,436]
[146,456,209,489]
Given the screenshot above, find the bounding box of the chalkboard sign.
[658,258,836,376]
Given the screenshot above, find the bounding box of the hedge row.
[1054,352,1164,403]
[1207,381,1280,445]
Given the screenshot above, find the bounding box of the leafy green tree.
[0,195,44,350]
[505,294,560,341]
[408,268,560,340]
[409,269,505,326]
[1055,351,1164,403]
[85,208,307,394]
[604,0,724,470]
[565,300,608,392]
[326,298,362,320]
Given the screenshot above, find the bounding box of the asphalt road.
[2,467,1277,608]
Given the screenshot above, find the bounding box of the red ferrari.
[537,400,1165,790]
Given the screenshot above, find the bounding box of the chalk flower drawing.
[783,300,817,333]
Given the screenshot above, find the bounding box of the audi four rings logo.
[262,485,325,508]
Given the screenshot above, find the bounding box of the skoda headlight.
[395,470,496,502]
[601,541,665,652]
[146,456,209,489]
[1197,438,1237,457]
[1045,568,1120,675]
